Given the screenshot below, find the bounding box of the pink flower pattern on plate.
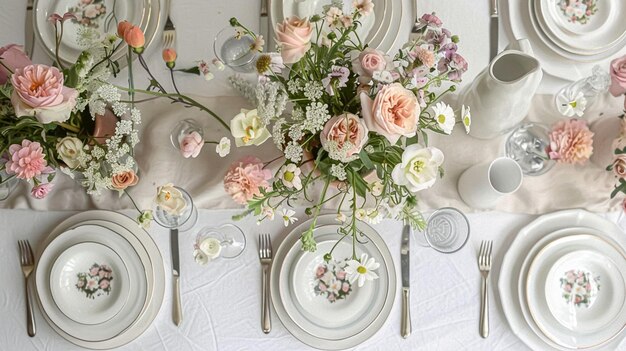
[313,259,353,303]
[76,263,114,299]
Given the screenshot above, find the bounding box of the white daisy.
[461,105,471,134]
[557,91,587,117]
[215,137,231,157]
[432,102,455,134]
[280,208,298,227]
[344,253,380,287]
[277,163,302,190]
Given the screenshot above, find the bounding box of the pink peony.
[31,182,54,199]
[609,55,626,96]
[360,83,420,144]
[224,156,272,205]
[5,140,48,180]
[180,131,204,158]
[275,16,313,64]
[10,64,78,123]
[320,113,369,157]
[352,47,392,84]
[0,44,32,85]
[547,119,594,164]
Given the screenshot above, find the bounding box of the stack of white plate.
[499,209,626,350]
[271,214,396,350]
[33,0,164,67]
[35,211,165,349]
[270,0,415,54]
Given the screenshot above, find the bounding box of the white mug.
[458,157,523,209]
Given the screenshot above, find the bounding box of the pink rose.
[31,182,54,199]
[613,154,626,178]
[111,170,139,190]
[5,140,47,179]
[609,55,626,96]
[320,113,369,157]
[275,16,313,64]
[89,267,99,276]
[99,279,110,289]
[224,156,272,205]
[10,64,78,123]
[342,282,350,293]
[180,131,204,158]
[316,266,326,278]
[336,270,346,280]
[0,44,32,85]
[360,83,420,144]
[352,47,392,84]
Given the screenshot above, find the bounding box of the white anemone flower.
[344,253,380,287]
[557,91,587,117]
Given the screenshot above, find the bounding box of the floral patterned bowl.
[50,242,130,325]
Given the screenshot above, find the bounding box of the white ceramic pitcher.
[459,39,542,139]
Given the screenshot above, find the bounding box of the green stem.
[55,122,80,133]
[123,189,143,213]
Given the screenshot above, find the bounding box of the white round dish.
[34,211,164,349]
[50,242,131,325]
[498,209,626,351]
[526,235,626,349]
[279,226,388,340]
[270,214,396,350]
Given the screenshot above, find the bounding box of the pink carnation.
[31,182,54,199]
[223,156,272,205]
[5,140,48,179]
[547,119,594,164]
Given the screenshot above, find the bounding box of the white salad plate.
[270,214,396,350]
[279,226,388,340]
[49,241,131,326]
[35,211,164,349]
[526,235,626,349]
[498,209,626,351]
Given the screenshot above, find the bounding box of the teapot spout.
[490,51,541,85]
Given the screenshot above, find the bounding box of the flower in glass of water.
[281,208,298,226]
[345,253,380,287]
[557,91,587,117]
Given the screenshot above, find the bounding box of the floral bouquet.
[223,3,470,261]
[606,55,626,207]
[0,14,144,198]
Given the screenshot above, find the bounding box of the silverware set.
[18,240,36,337]
[478,240,493,339]
[258,233,273,334]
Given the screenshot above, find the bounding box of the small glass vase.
[170,119,204,152]
[554,65,610,117]
[153,186,198,232]
[505,123,555,176]
[213,27,258,73]
[193,224,246,265]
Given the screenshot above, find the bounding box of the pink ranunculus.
[360,83,420,144]
[10,64,78,123]
[0,44,32,85]
[5,140,47,180]
[609,55,626,96]
[320,113,369,157]
[352,47,392,84]
[275,16,313,64]
[613,154,626,178]
[547,119,594,164]
[223,156,272,205]
[180,131,204,158]
[31,182,54,199]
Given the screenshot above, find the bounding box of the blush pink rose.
[180,131,204,158]
[10,64,78,123]
[223,156,272,205]
[0,44,32,85]
[275,16,313,64]
[320,113,369,157]
[360,83,420,144]
[5,140,48,180]
[614,154,626,178]
[609,55,626,97]
[352,47,392,84]
[31,182,54,199]
[111,170,139,190]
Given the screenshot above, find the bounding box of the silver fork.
[162,0,176,48]
[18,240,36,337]
[478,240,493,339]
[258,234,272,334]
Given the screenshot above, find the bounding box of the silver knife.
[25,0,35,59]
[489,0,499,60]
[260,0,271,51]
[401,224,411,339]
[170,228,183,326]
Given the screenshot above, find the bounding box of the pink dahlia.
[547,119,594,164]
[223,156,272,205]
[5,140,48,179]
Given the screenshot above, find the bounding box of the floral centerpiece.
[223,4,470,261]
[606,55,626,208]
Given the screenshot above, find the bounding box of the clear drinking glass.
[505,123,555,176]
[213,27,258,73]
[170,119,204,151]
[193,224,247,265]
[416,207,470,254]
[153,186,198,232]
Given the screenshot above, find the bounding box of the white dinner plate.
[50,242,131,325]
[526,235,626,349]
[279,226,388,340]
[34,211,164,349]
[498,209,626,351]
[270,214,396,350]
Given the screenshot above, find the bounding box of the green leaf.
[359,150,374,170]
[349,169,368,198]
[176,66,201,75]
[610,179,626,199]
[406,135,419,146]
